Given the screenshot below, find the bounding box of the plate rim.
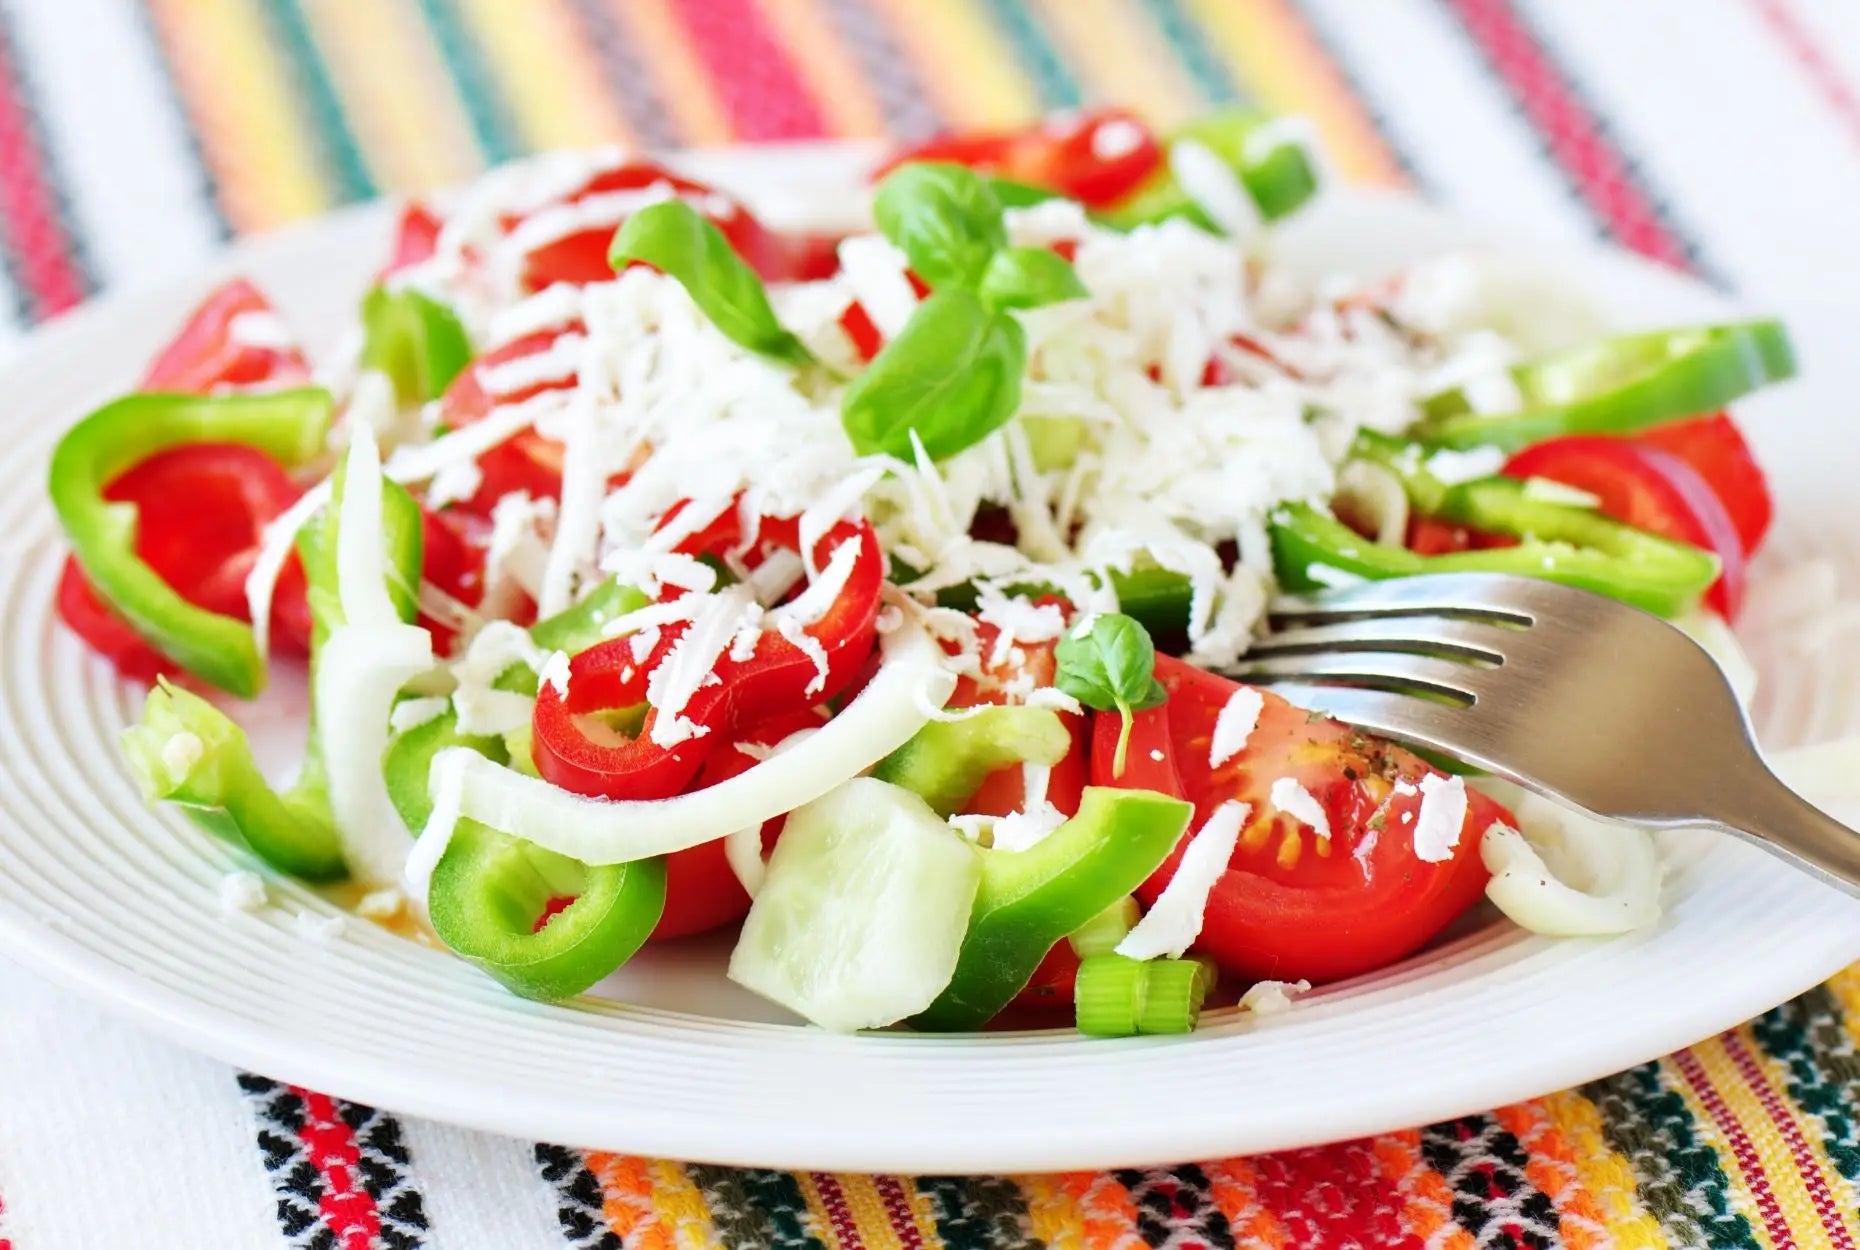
[2,148,1858,1172]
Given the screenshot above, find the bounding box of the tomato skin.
[382,202,443,277]
[140,278,309,393]
[55,444,315,681]
[434,330,576,513]
[1634,412,1772,557]
[649,705,825,942]
[1095,656,1503,985]
[944,618,1090,818]
[1503,434,1748,615]
[877,109,1164,209]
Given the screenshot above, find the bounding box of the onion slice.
[318,426,436,886]
[407,615,957,887]
[1477,782,1661,937]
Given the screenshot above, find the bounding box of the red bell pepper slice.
[141,278,310,394]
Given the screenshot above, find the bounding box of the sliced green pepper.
[48,389,334,697]
[492,576,650,699]
[122,681,347,880]
[913,785,1193,1032]
[1102,109,1320,231]
[384,708,508,834]
[428,818,666,1001]
[1415,320,1795,451]
[1270,433,1720,617]
[359,287,473,405]
[929,564,1195,640]
[295,456,425,645]
[874,705,1071,816]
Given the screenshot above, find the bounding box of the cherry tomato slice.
[140,278,310,394]
[1093,657,1506,985]
[1503,434,1748,615]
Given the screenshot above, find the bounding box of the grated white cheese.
[293,910,346,945]
[355,888,407,921]
[388,696,453,733]
[537,392,603,617]
[1239,978,1311,1016]
[1424,446,1506,485]
[227,310,298,351]
[489,282,585,348]
[505,183,680,256]
[244,478,332,663]
[539,649,572,698]
[1208,687,1264,768]
[1270,776,1331,841]
[990,800,1067,853]
[645,588,758,746]
[769,537,861,629]
[1115,800,1246,960]
[451,621,543,735]
[217,871,268,914]
[1413,774,1468,863]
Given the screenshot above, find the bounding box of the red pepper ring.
[529,509,885,803]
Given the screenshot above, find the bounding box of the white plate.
[2,144,1859,1173]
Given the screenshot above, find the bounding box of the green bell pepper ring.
[48,388,335,697]
[427,818,667,1001]
[1415,320,1795,451]
[384,708,508,834]
[492,576,651,699]
[1101,109,1320,231]
[874,705,1072,817]
[295,456,426,645]
[913,785,1193,1032]
[122,680,347,880]
[359,287,473,406]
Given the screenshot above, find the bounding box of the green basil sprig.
[873,161,1007,290]
[841,289,1026,460]
[1055,613,1167,777]
[843,162,1086,460]
[609,200,814,367]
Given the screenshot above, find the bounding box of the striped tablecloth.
[4,2,1860,1246]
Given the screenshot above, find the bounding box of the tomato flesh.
[56,444,314,682]
[1503,434,1748,615]
[877,109,1163,209]
[140,278,309,394]
[1095,656,1505,984]
[1633,412,1772,557]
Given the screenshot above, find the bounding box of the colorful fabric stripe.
[816,0,944,138]
[414,0,525,164]
[565,0,680,150]
[1748,0,1860,152]
[1418,1113,1562,1248]
[1439,0,1706,273]
[238,1074,429,1250]
[665,0,829,142]
[0,0,90,320]
[258,0,375,202]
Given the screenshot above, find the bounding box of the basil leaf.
[988,177,1062,210]
[840,288,1025,460]
[1055,614,1167,714]
[608,200,813,367]
[977,246,1088,312]
[873,162,1007,291]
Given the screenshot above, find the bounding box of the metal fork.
[1232,572,1860,893]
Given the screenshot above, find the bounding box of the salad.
[48,108,1800,1036]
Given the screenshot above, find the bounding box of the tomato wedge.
[950,624,1088,818]
[1633,412,1772,557]
[434,328,578,512]
[1094,656,1507,984]
[876,109,1164,210]
[1503,433,1748,615]
[56,444,314,681]
[140,278,310,394]
[651,704,825,942]
[510,161,782,290]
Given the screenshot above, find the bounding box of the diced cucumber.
[728,777,982,1032]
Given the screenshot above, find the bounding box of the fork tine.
[1246,614,1512,663]
[1235,650,1486,702]
[1266,682,1491,767]
[1270,572,1541,628]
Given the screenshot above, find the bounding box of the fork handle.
[1706,765,1860,895]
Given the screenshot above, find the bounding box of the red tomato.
[947,619,1088,818]
[419,508,487,656]
[762,231,846,282]
[839,301,884,363]
[434,329,577,513]
[1095,656,1507,985]
[512,161,782,290]
[381,202,443,277]
[56,445,315,682]
[1503,434,1748,615]
[988,941,1081,1029]
[877,109,1164,210]
[650,704,826,942]
[1633,412,1772,557]
[140,278,310,393]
